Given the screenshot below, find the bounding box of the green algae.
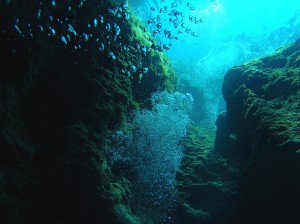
[224,39,300,151]
[182,124,215,155]
[176,124,238,223]
[0,0,178,223]
[182,202,210,221]
[222,38,300,223]
[113,203,141,224]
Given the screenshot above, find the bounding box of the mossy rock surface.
[0,0,176,223]
[222,38,300,223]
[176,125,238,224]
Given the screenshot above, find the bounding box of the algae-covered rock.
[214,111,239,161]
[222,38,300,223]
[176,125,238,224]
[0,0,176,223]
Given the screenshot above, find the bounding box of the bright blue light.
[130,0,300,125]
[132,0,300,59]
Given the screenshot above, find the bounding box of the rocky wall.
[0,1,175,223]
[222,38,300,223]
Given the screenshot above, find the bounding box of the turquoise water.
[131,0,300,58]
[130,0,300,126]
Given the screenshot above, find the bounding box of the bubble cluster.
[107,91,193,223]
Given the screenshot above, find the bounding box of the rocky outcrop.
[176,125,238,224]
[0,1,175,223]
[222,39,300,223]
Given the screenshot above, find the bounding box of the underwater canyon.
[0,1,299,224]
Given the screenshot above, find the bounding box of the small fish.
[156,23,162,29]
[114,23,121,36]
[142,67,148,74]
[164,29,171,38]
[117,6,122,13]
[163,44,170,50]
[151,43,156,49]
[138,73,143,81]
[157,15,161,22]
[136,43,141,51]
[49,26,55,36]
[121,2,128,9]
[151,43,162,52]
[187,3,195,10]
[173,19,179,28]
[61,35,67,45]
[105,23,111,31]
[191,32,199,37]
[109,52,116,60]
[141,46,147,53]
[147,19,155,24]
[38,25,43,32]
[158,43,164,52]
[93,18,97,27]
[185,27,191,33]
[150,7,155,11]
[100,16,104,23]
[99,43,105,51]
[124,12,130,20]
[37,9,41,19]
[171,3,177,8]
[83,33,88,41]
[129,65,137,73]
[108,8,116,16]
[116,12,122,18]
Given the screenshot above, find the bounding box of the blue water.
[129,0,300,126]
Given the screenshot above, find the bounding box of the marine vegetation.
[0,0,176,223]
[175,124,238,224]
[222,38,300,224]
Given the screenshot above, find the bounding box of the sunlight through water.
[128,0,300,127]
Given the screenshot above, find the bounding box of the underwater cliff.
[222,38,300,223]
[174,38,300,224]
[0,0,175,223]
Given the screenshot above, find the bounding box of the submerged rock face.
[0,1,175,223]
[222,39,300,223]
[175,125,238,224]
